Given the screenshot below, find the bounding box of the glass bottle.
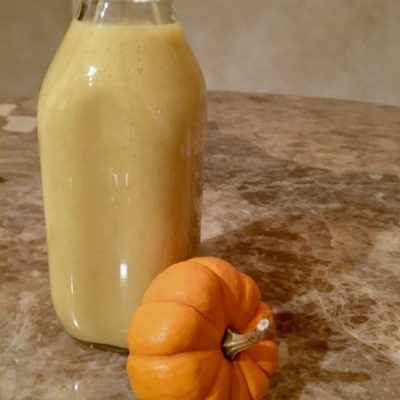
[38,0,206,350]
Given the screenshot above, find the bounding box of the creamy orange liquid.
[38,20,205,348]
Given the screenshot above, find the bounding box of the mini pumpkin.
[126,257,278,400]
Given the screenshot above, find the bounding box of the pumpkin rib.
[191,257,243,328]
[235,353,270,400]
[235,272,262,331]
[245,352,271,379]
[194,257,266,333]
[127,350,221,400]
[202,358,231,400]
[245,340,279,378]
[199,352,224,400]
[133,348,218,357]
[142,260,226,328]
[188,261,229,328]
[247,359,274,380]
[142,298,220,332]
[230,361,251,400]
[129,301,222,355]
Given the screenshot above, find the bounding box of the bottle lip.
[76,0,175,23]
[103,0,172,3]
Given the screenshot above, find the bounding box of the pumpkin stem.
[222,319,270,360]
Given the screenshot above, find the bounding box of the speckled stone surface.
[1,92,400,399]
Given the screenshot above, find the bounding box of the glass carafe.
[38,0,206,350]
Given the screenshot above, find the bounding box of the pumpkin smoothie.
[38,20,205,348]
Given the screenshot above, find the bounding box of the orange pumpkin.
[126,257,278,400]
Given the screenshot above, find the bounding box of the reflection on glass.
[87,65,97,87]
[70,276,74,295]
[120,262,128,282]
[100,2,109,19]
[87,66,97,77]
[72,314,79,329]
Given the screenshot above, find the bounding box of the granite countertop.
[1,93,400,399]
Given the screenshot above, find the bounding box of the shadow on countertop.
[200,118,400,399]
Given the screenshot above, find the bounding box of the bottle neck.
[75,0,176,24]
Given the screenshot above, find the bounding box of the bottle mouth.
[100,0,171,3]
[76,0,175,24]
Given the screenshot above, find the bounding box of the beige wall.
[1,0,399,106]
[0,0,71,98]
